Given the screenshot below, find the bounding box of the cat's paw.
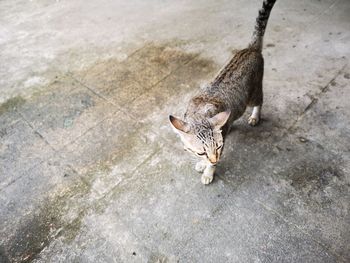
[201,174,214,185]
[248,116,259,126]
[195,161,206,173]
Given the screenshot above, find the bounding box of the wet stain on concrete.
[20,77,98,131]
[0,246,10,263]
[148,252,169,263]
[286,159,345,207]
[0,96,25,116]
[73,41,211,105]
[319,110,340,130]
[5,207,62,262]
[62,93,95,128]
[290,164,343,191]
[3,177,91,262]
[2,41,218,262]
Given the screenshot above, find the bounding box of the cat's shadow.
[215,115,282,185]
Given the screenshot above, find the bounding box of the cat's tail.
[249,0,277,51]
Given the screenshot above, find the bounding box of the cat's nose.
[208,156,217,165]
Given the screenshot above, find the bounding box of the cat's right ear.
[169,115,190,134]
[209,111,231,131]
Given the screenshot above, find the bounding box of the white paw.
[201,174,214,185]
[195,161,206,173]
[248,116,259,126]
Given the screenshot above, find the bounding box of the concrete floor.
[0,0,349,262]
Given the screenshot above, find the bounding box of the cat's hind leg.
[248,81,263,126]
[248,105,261,126]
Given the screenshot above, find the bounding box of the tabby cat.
[169,0,277,184]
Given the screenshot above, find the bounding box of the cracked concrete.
[0,0,349,262]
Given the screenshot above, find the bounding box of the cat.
[169,0,276,184]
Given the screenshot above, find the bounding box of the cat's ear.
[169,115,190,134]
[209,111,231,130]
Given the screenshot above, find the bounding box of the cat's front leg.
[201,164,216,185]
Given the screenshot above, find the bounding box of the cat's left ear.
[169,115,190,134]
[209,111,231,131]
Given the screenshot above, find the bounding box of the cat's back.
[211,48,263,87]
[185,48,263,120]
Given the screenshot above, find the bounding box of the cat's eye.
[197,152,206,156]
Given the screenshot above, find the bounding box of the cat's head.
[169,111,230,165]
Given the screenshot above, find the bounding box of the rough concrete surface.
[0,0,349,262]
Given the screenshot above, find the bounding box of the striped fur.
[169,0,277,184]
[250,0,277,51]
